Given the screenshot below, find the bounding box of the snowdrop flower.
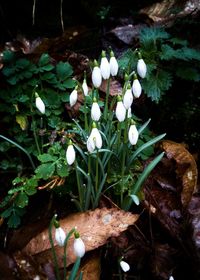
[82,77,89,96]
[128,120,139,145]
[73,231,85,258]
[87,123,102,152]
[109,50,118,76]
[92,60,102,88]
[116,96,126,122]
[66,140,76,165]
[100,50,110,80]
[55,226,66,247]
[35,92,45,114]
[91,98,101,121]
[132,73,142,98]
[123,83,133,109]
[169,276,174,280]
[137,52,147,78]
[127,107,132,118]
[120,260,130,272]
[70,87,78,107]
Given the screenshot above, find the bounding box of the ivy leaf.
[35,163,55,179]
[38,153,58,163]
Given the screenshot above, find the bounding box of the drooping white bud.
[35,93,45,114]
[116,97,126,122]
[128,123,139,145]
[120,260,130,272]
[55,227,66,247]
[123,85,133,109]
[132,74,142,98]
[100,51,110,80]
[82,78,89,96]
[66,142,76,165]
[109,51,118,76]
[91,99,101,121]
[86,136,95,153]
[92,60,102,88]
[90,127,102,149]
[137,58,147,78]
[70,88,78,107]
[169,276,174,280]
[73,232,85,258]
[127,107,132,118]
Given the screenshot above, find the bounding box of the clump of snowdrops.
[37,50,165,211]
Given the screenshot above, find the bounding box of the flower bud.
[109,51,118,76]
[116,97,126,122]
[70,88,78,107]
[137,58,147,78]
[82,78,89,96]
[55,227,66,247]
[128,123,138,145]
[123,85,133,109]
[66,142,76,165]
[73,234,85,258]
[91,99,101,121]
[132,74,142,98]
[92,60,102,88]
[120,260,130,272]
[35,93,45,114]
[100,51,110,80]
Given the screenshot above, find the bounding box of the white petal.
[100,57,110,80]
[137,59,147,78]
[36,96,45,114]
[66,145,76,165]
[132,79,142,98]
[55,227,66,247]
[120,260,130,272]
[70,89,78,107]
[82,80,88,96]
[131,194,140,205]
[91,102,101,121]
[169,277,174,280]
[127,108,132,118]
[86,136,95,153]
[110,56,118,76]
[128,124,138,145]
[123,89,133,109]
[92,66,102,88]
[116,101,126,122]
[73,237,85,258]
[90,128,102,149]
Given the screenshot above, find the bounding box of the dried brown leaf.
[80,251,101,280]
[99,79,122,96]
[160,140,198,207]
[22,208,138,268]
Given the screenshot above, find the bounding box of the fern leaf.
[176,67,200,81]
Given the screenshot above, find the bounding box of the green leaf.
[7,213,21,228]
[15,192,29,208]
[176,67,200,81]
[38,153,58,163]
[56,161,69,177]
[35,163,55,179]
[1,207,13,218]
[56,61,73,80]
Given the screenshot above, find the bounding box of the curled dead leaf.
[22,208,138,268]
[160,140,198,207]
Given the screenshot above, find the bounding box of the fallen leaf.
[99,79,122,96]
[80,251,101,280]
[160,140,198,207]
[22,208,138,268]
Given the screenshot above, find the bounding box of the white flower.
[132,75,142,98]
[100,51,110,80]
[127,107,132,118]
[87,126,102,152]
[120,260,130,272]
[73,237,85,258]
[82,78,88,96]
[66,143,76,165]
[169,276,174,280]
[116,98,126,122]
[128,124,139,145]
[92,60,102,88]
[35,93,45,114]
[131,194,140,205]
[123,87,133,109]
[91,100,101,121]
[55,227,66,247]
[109,51,118,76]
[137,58,147,78]
[70,89,78,107]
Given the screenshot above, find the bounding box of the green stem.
[84,97,88,131]
[103,77,111,119]
[117,122,122,150]
[48,215,61,280]
[32,119,41,155]
[63,228,76,280]
[95,151,99,195]
[75,161,83,211]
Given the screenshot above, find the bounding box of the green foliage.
[118,27,200,102]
